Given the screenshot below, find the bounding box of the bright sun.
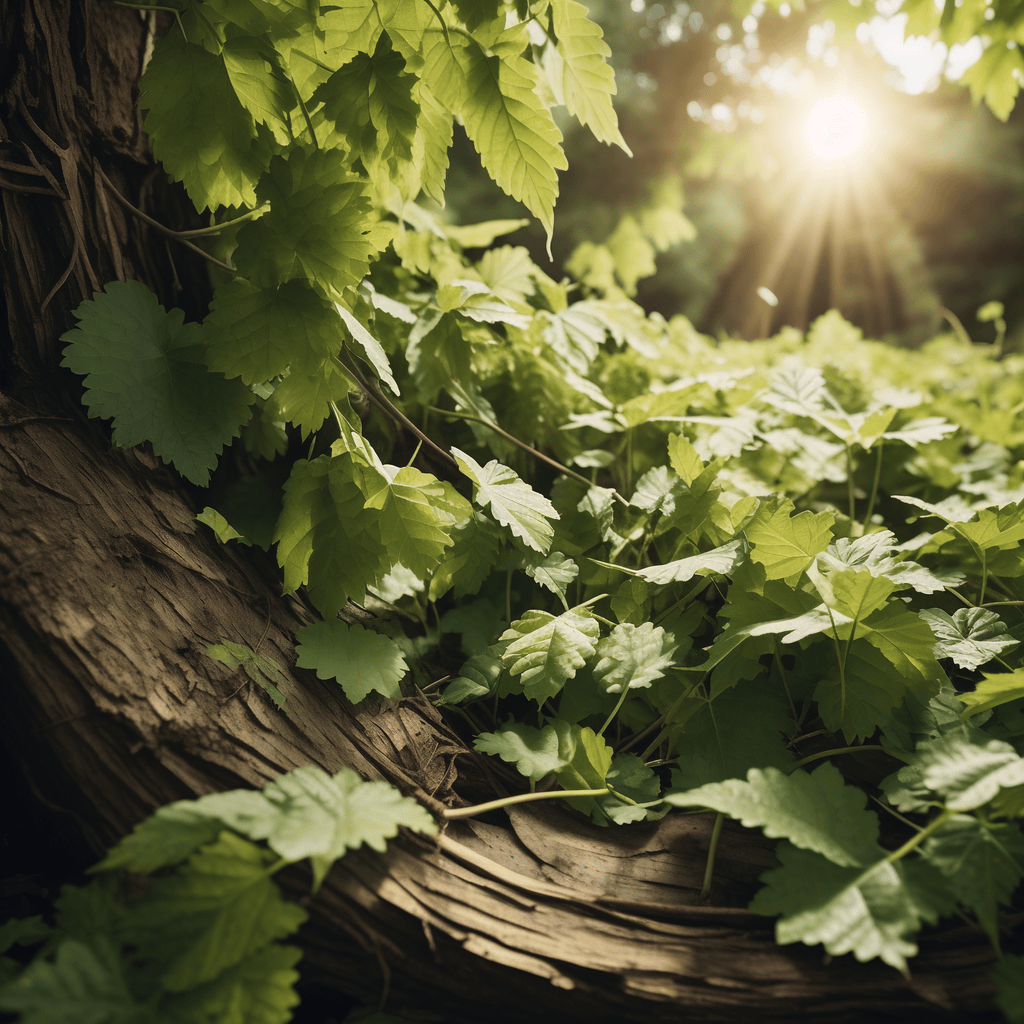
[803,94,870,162]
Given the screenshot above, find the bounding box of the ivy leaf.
[235,147,385,299]
[913,725,1024,811]
[221,34,295,137]
[205,279,342,385]
[360,465,466,579]
[958,669,1024,720]
[750,843,952,976]
[182,943,302,1024]
[474,721,567,783]
[813,638,932,743]
[60,281,252,486]
[295,620,407,703]
[206,641,289,707]
[921,608,1018,671]
[921,814,1024,949]
[499,608,601,703]
[593,622,676,693]
[133,832,307,991]
[993,954,1024,1024]
[665,763,883,868]
[458,31,567,251]
[140,29,268,210]
[745,496,836,580]
[550,0,630,153]
[274,454,389,616]
[452,447,559,553]
[442,643,506,704]
[524,551,578,606]
[0,937,146,1024]
[428,511,502,601]
[633,538,746,587]
[667,674,793,789]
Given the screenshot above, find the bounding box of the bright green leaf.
[184,943,302,1024]
[593,622,676,693]
[922,608,1018,672]
[295,619,407,702]
[745,496,836,580]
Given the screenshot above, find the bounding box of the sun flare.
[803,93,870,162]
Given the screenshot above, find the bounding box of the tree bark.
[0,3,1010,1021]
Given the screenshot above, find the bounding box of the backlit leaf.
[295,619,407,703]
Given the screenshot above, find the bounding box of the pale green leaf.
[295,619,407,702]
[921,608,1018,672]
[60,281,252,486]
[665,763,882,867]
[206,641,288,707]
[634,538,746,587]
[914,725,1024,811]
[750,843,951,975]
[442,643,506,704]
[525,551,578,605]
[550,0,629,152]
[959,668,1024,720]
[94,803,226,874]
[593,622,676,693]
[221,34,295,136]
[452,447,559,553]
[824,568,895,620]
[745,496,836,580]
[474,721,567,782]
[197,507,249,545]
[500,608,601,703]
[667,432,704,485]
[457,32,567,249]
[882,416,957,447]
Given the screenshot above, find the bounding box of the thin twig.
[94,165,239,275]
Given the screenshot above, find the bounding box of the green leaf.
[0,918,51,956]
[134,831,307,991]
[406,310,474,402]
[295,620,407,703]
[360,465,466,578]
[60,281,252,486]
[95,803,226,874]
[206,641,289,707]
[457,30,567,250]
[665,763,883,868]
[274,454,389,616]
[959,668,1024,720]
[474,721,567,782]
[268,355,356,438]
[0,937,146,1024]
[235,147,385,298]
[667,675,794,789]
[913,725,1024,811]
[593,622,676,693]
[205,279,342,385]
[667,432,704,485]
[221,34,295,137]
[442,643,506,704]
[140,29,269,210]
[921,814,1024,949]
[813,638,932,743]
[819,531,956,595]
[182,943,302,1024]
[428,511,502,601]
[823,568,895,620]
[750,843,951,975]
[452,447,559,553]
[599,754,661,825]
[993,954,1024,1023]
[745,496,836,580]
[524,551,578,606]
[921,608,1018,671]
[500,607,601,703]
[549,0,628,152]
[198,507,249,545]
[633,538,745,587]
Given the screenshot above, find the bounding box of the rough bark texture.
[0,2,1013,1022]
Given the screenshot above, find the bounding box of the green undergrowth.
[5,0,1024,1021]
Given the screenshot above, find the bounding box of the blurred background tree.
[441,0,1024,348]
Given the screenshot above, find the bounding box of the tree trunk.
[0,3,1008,1021]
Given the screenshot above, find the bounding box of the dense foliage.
[3,0,1024,1021]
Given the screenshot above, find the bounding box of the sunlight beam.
[803,94,870,162]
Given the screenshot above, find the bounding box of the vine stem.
[883,808,953,864]
[862,441,884,529]
[790,744,908,770]
[597,683,632,738]
[93,166,240,274]
[700,813,724,900]
[432,406,626,504]
[442,788,613,820]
